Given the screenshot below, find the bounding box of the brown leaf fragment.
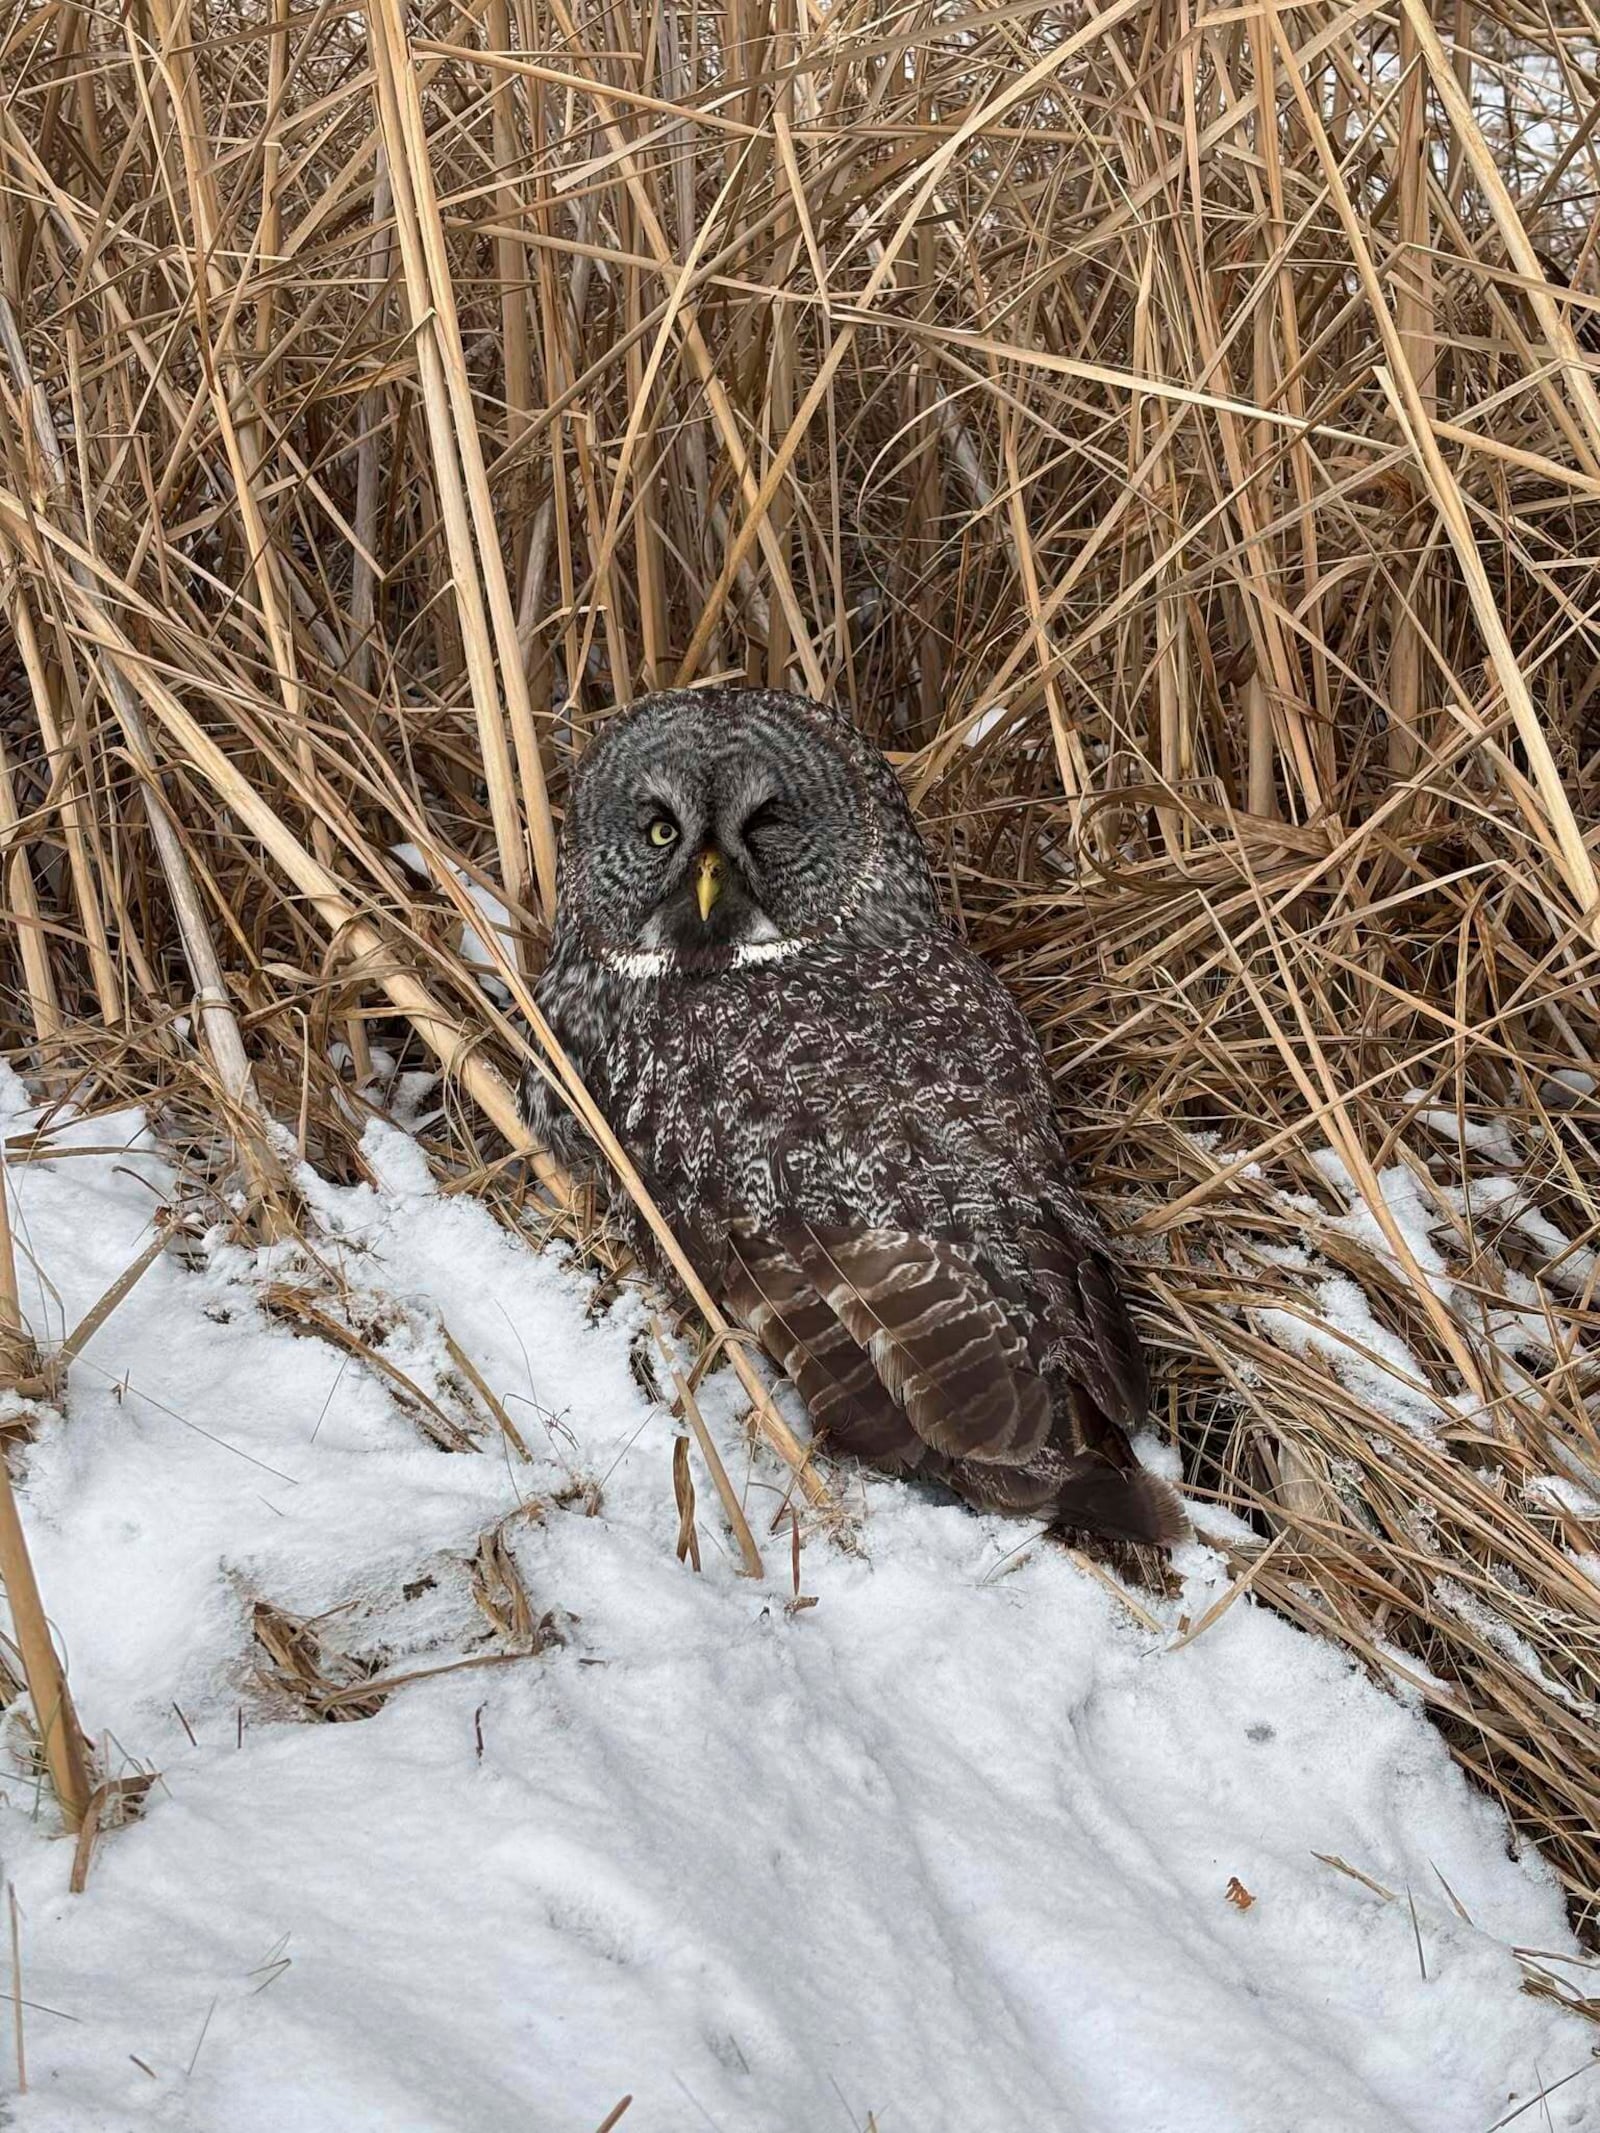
[673,1435,700,1571]
[69,1774,156,1895]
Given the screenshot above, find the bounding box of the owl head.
[554,688,942,975]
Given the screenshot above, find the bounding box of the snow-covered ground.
[0,1070,1594,2133]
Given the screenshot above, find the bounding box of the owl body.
[527,689,1183,1543]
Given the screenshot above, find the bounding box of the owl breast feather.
[545,932,1067,1280]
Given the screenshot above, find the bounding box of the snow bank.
[0,1074,1593,2133]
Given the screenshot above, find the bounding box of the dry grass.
[0,0,1596,1950]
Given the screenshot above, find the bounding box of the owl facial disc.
[560,690,912,979]
[554,688,942,983]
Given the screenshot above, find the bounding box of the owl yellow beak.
[695,848,726,923]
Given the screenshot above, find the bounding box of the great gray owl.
[524,687,1185,1547]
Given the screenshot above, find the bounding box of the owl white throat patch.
[596,857,888,980]
[600,935,808,979]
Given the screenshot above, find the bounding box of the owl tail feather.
[1050,1464,1189,1549]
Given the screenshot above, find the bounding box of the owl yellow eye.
[646,816,679,849]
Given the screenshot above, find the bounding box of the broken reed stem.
[0,1171,91,1833]
[0,1466,90,1834]
[1397,0,1600,470]
[364,0,532,924]
[1388,0,1434,779]
[0,727,60,1053]
[7,1887,20,2095]
[1380,370,1600,943]
[365,0,558,929]
[349,149,393,708]
[0,1152,24,1375]
[1,573,119,1030]
[653,1317,765,1577]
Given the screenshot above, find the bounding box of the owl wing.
[724,1206,1185,1544]
[726,1217,1054,1469]
[733,1211,1186,1544]
[1020,1210,1150,1435]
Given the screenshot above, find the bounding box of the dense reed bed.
[0,0,1596,1954]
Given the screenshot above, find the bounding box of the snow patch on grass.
[0,1074,1592,2132]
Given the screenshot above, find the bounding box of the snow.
[1430,1578,1592,1718]
[1252,1232,1452,1439]
[1545,1070,1596,1105]
[1312,1147,1458,1311]
[1404,1092,1520,1169]
[1255,1277,1449,1438]
[1258,1140,1599,1438]
[389,843,514,1002]
[961,703,1010,747]
[1458,1174,1599,1299]
[0,1072,1595,2133]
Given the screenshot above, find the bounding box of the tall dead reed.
[0,0,1595,1948]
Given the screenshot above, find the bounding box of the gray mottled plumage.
[524,687,1185,1545]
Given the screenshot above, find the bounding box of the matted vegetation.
[0,0,1596,1958]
